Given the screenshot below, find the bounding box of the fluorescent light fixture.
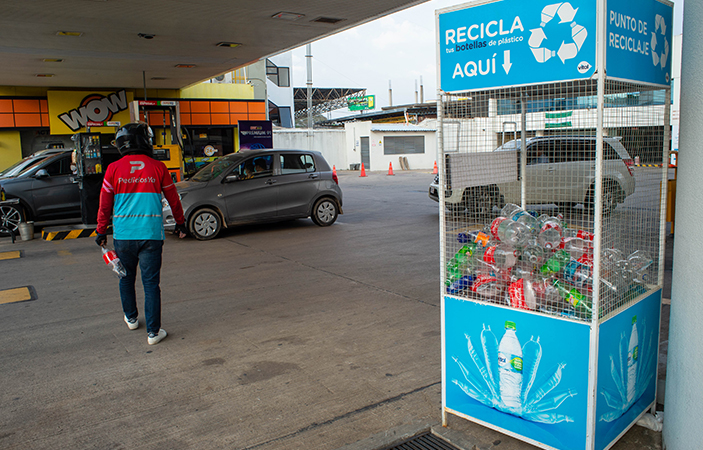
[216,42,241,48]
[56,31,83,37]
[175,64,196,68]
[271,11,305,20]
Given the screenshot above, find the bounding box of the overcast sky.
[290,0,684,117]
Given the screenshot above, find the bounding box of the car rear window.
[280,154,315,175]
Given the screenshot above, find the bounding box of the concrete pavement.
[0,170,668,450]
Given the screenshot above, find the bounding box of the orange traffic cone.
[387,162,395,176]
[359,163,367,177]
[333,165,337,177]
[432,161,438,174]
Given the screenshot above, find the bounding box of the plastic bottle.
[537,215,563,250]
[627,315,639,404]
[475,244,518,269]
[445,244,474,287]
[102,246,127,278]
[470,274,502,298]
[498,321,523,409]
[491,217,530,247]
[521,240,546,267]
[508,278,537,311]
[563,260,592,292]
[553,279,591,314]
[561,236,587,260]
[501,204,539,234]
[540,250,571,275]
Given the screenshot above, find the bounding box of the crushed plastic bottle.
[491,217,530,247]
[540,250,571,275]
[521,240,546,267]
[470,274,502,298]
[553,279,591,314]
[537,215,563,250]
[102,246,127,278]
[563,260,592,292]
[501,204,539,234]
[475,244,519,269]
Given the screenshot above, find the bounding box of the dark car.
[162,149,343,240]
[0,151,79,234]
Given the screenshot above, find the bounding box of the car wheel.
[468,186,498,218]
[586,183,620,216]
[0,204,23,237]
[311,198,338,226]
[188,208,221,240]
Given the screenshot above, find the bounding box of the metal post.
[306,44,313,130]
[520,91,527,209]
[420,75,424,104]
[388,80,393,107]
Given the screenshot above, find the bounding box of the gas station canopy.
[0,0,427,89]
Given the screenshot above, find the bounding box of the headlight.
[162,192,184,209]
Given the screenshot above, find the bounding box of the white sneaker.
[147,329,167,345]
[124,315,139,330]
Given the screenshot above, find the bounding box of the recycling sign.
[606,0,673,86]
[438,0,596,92]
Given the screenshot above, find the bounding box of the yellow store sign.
[48,90,134,135]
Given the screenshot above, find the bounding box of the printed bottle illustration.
[452,322,576,424]
[499,321,523,409]
[599,316,655,422]
[626,315,638,404]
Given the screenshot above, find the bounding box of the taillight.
[623,158,634,176]
[332,172,339,184]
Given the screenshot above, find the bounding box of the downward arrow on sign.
[503,50,512,74]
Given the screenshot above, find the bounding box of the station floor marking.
[0,287,35,305]
[0,251,21,261]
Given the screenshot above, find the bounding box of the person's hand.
[95,233,107,247]
[174,223,187,239]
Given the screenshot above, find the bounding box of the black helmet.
[115,122,154,156]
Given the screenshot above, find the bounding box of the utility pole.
[306,44,313,129]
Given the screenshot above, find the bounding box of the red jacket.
[97,154,184,240]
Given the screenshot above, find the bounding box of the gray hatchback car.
[162,149,343,240]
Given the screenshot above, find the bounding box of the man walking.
[95,122,187,345]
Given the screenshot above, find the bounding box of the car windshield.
[190,156,239,182]
[16,158,50,177]
[0,157,44,177]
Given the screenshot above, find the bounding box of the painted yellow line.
[0,251,21,261]
[0,287,32,304]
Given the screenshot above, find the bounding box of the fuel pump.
[128,100,192,182]
[72,132,104,224]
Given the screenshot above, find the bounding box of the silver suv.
[430,136,636,215]
[163,149,343,240]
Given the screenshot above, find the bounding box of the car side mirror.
[224,174,241,183]
[34,169,50,179]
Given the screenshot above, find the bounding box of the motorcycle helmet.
[114,122,154,156]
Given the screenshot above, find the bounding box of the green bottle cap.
[632,315,637,324]
[505,321,516,330]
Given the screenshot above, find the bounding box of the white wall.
[273,128,347,169]
[662,2,703,449]
[345,121,438,171]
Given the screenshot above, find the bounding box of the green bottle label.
[511,356,523,372]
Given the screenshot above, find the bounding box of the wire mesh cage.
[439,79,669,323]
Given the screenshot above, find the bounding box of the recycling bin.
[436,0,672,449]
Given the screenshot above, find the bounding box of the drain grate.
[379,431,461,450]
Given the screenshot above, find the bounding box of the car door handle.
[265,179,277,185]
[308,173,319,179]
